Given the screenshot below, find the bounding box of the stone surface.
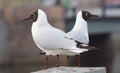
[31,66,106,73]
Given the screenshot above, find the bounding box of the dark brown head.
[22,10,38,22]
[82,11,99,21]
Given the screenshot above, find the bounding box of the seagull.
[66,11,98,44]
[22,9,89,69]
[66,10,99,66]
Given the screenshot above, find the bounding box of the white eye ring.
[85,13,89,16]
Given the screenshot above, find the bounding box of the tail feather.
[76,43,100,50]
[69,48,88,54]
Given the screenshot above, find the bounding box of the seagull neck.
[74,17,87,30]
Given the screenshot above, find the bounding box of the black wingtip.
[87,46,100,50]
[76,43,100,50]
[39,52,46,55]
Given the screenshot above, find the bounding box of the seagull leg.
[67,55,69,66]
[45,55,48,69]
[56,55,59,67]
[77,54,80,67]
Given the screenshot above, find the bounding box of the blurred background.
[0,0,120,73]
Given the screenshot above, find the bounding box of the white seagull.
[66,11,98,44]
[66,11,99,48]
[66,11,99,66]
[22,9,89,69]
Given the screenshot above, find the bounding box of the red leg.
[77,54,80,67]
[45,55,48,69]
[67,55,69,66]
[56,55,59,67]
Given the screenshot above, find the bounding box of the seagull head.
[82,11,99,21]
[22,9,47,22]
[22,10,38,22]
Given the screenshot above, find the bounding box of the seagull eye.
[85,13,89,16]
[30,14,36,21]
[31,14,35,18]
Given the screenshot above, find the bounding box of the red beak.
[21,17,30,21]
[91,14,99,18]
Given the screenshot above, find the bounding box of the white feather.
[66,11,89,44]
[31,9,88,55]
